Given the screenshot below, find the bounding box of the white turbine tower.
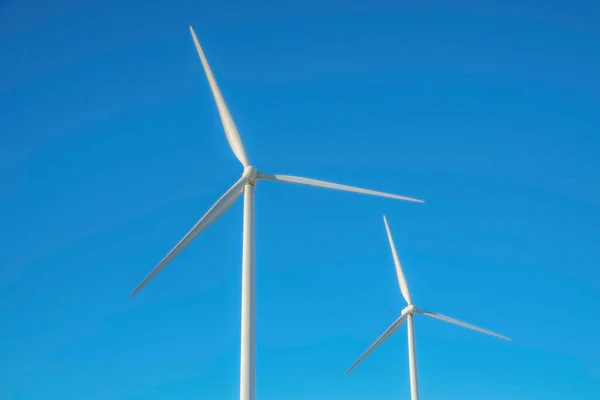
[129,26,424,400]
[346,216,510,400]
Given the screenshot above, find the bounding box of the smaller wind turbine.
[346,216,510,400]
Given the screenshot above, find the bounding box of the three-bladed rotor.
[129,27,425,299]
[345,216,510,375]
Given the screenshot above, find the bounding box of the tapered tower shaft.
[240,183,256,400]
[406,313,419,400]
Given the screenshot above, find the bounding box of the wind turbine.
[346,216,510,400]
[129,26,424,400]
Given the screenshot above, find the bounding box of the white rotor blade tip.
[345,314,408,374]
[189,26,250,167]
[257,173,424,203]
[382,215,412,305]
[129,176,247,298]
[417,310,511,341]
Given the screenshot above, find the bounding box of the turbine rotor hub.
[243,166,259,185]
[403,304,416,315]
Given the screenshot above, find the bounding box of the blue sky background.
[2,0,600,399]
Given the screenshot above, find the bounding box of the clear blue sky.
[2,0,600,399]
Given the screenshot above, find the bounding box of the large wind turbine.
[129,26,424,400]
[346,216,510,400]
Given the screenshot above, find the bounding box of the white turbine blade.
[383,216,412,305]
[345,313,408,374]
[129,176,248,298]
[417,309,511,341]
[258,172,424,203]
[189,26,250,167]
